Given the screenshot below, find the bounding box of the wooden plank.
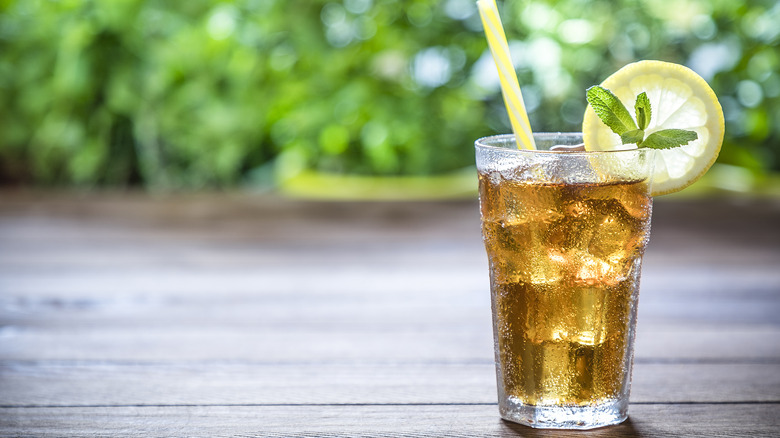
[1,266,778,327]
[2,322,779,362]
[1,404,778,437]
[1,362,777,406]
[0,226,777,270]
[0,197,777,266]
[0,197,484,246]
[1,261,778,300]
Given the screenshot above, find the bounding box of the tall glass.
[476,133,654,429]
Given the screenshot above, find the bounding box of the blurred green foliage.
[0,0,778,190]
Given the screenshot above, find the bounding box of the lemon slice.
[582,60,725,196]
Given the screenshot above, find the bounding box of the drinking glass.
[476,133,654,429]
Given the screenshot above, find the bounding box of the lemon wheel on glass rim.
[582,60,725,196]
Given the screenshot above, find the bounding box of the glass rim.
[475,133,651,156]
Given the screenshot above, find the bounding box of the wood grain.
[1,362,778,406]
[1,404,779,437]
[0,193,779,437]
[1,324,779,362]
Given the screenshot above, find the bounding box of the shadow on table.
[500,418,642,437]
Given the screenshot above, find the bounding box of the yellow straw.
[477,0,536,150]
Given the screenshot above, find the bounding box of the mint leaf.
[586,86,637,135]
[640,129,698,149]
[635,92,651,130]
[587,86,699,151]
[621,129,645,145]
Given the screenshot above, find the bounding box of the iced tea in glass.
[476,133,654,429]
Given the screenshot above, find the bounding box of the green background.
[0,0,778,194]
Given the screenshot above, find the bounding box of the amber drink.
[476,133,654,429]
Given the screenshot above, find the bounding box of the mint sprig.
[586,85,698,150]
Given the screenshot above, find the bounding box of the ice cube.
[486,221,565,286]
[573,250,616,286]
[585,199,648,271]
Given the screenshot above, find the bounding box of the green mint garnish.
[586,85,698,150]
[634,91,651,130]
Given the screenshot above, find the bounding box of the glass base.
[499,397,628,430]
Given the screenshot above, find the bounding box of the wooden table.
[1,192,778,437]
